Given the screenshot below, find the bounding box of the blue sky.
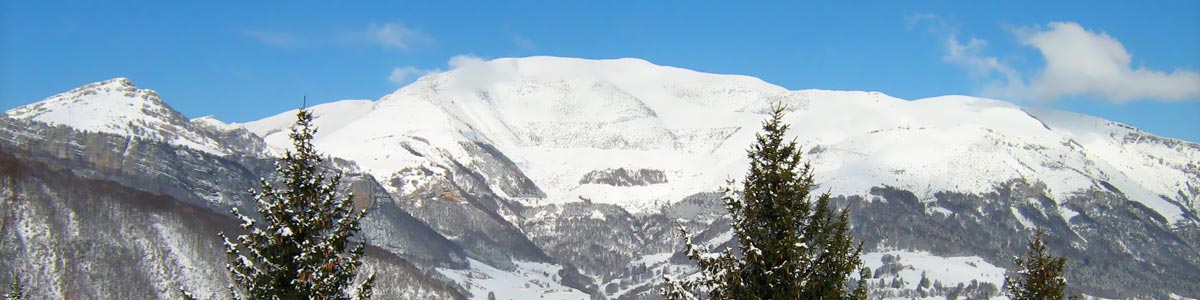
[3,1,1198,141]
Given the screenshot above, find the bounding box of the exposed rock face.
[0,117,264,210]
[1,110,595,299]
[382,144,556,270]
[579,168,668,186]
[0,150,466,300]
[844,182,1200,298]
[0,117,468,268]
[521,202,645,279]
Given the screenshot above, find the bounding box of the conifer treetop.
[1005,227,1075,300]
[665,105,867,300]
[202,108,375,300]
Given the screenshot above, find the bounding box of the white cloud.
[938,21,1200,103]
[944,36,1021,82]
[1016,22,1200,102]
[367,22,430,49]
[386,54,492,86]
[448,54,486,68]
[388,66,436,85]
[445,54,507,89]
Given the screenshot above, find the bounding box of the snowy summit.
[230,56,1198,223]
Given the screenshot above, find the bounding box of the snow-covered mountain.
[243,56,1197,223]
[3,56,1198,299]
[5,78,270,157]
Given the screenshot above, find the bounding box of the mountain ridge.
[6,57,1198,221]
[228,57,1198,223]
[4,56,1200,299]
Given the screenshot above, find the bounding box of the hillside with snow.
[241,56,1197,224]
[4,78,270,157]
[3,56,1198,299]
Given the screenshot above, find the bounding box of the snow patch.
[1059,206,1080,221]
[436,259,590,300]
[1011,207,1035,229]
[863,250,1006,290]
[588,210,606,221]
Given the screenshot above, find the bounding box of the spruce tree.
[5,272,27,300]
[664,105,868,300]
[190,108,375,300]
[1004,228,1074,300]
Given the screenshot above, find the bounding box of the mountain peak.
[6,77,183,129]
[63,77,148,101]
[98,77,136,88]
[400,56,783,96]
[4,78,234,155]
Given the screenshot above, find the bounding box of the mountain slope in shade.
[243,56,1198,225]
[0,149,466,299]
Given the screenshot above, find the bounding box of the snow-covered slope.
[1025,108,1200,220]
[437,259,591,300]
[4,78,260,156]
[243,56,1199,225]
[6,56,1199,299]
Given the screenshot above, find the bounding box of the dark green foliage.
[5,272,27,300]
[664,105,867,300]
[1005,228,1074,300]
[208,109,375,300]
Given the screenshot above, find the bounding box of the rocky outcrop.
[0,150,466,300]
[579,168,668,186]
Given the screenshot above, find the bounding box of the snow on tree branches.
[186,108,375,300]
[5,271,27,300]
[1005,227,1077,300]
[664,105,868,300]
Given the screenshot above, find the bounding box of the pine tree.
[5,272,27,300]
[190,108,375,300]
[664,105,868,300]
[1004,228,1075,300]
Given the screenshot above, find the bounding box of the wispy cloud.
[242,21,431,50]
[444,54,500,89]
[448,54,486,68]
[240,30,306,48]
[386,54,488,86]
[512,34,535,50]
[943,36,1018,80]
[367,21,431,50]
[388,66,437,85]
[918,16,1200,102]
[941,35,1027,99]
[905,12,938,31]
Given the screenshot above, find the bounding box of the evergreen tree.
[5,272,27,300]
[664,105,868,300]
[190,108,375,300]
[1004,228,1075,300]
